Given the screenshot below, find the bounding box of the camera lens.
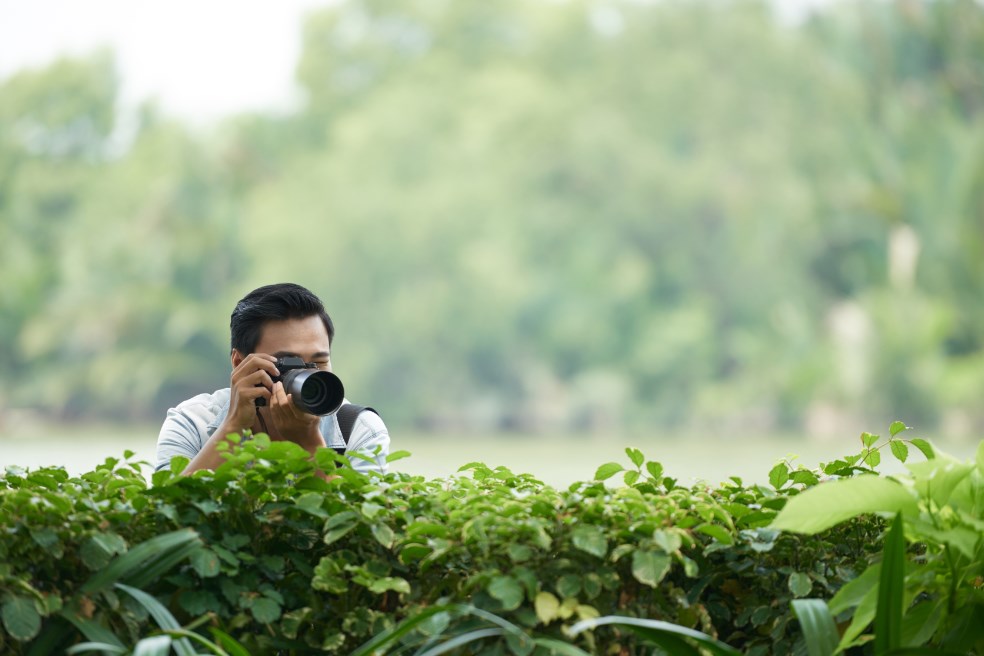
[281,369,345,415]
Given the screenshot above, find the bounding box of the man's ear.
[231,349,245,369]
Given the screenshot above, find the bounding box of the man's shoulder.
[356,407,387,433]
[171,388,231,425]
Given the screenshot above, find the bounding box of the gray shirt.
[155,388,390,475]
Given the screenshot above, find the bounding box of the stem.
[944,545,959,616]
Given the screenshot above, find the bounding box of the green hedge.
[0,432,977,654]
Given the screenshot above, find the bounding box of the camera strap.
[332,403,379,455]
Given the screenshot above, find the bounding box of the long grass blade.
[65,643,128,655]
[350,604,463,656]
[568,615,740,656]
[792,599,840,656]
[115,583,195,656]
[208,627,251,656]
[162,627,246,656]
[417,629,506,656]
[132,634,172,656]
[883,649,970,655]
[59,612,127,649]
[875,514,905,654]
[123,541,202,590]
[532,637,594,656]
[81,530,201,593]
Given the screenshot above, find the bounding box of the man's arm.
[156,402,210,472]
[345,411,391,475]
[177,353,279,475]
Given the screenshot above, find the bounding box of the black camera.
[256,356,345,416]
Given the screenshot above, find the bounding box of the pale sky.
[0,0,831,122]
[0,0,330,121]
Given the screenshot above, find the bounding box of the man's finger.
[233,354,280,379]
[238,369,275,390]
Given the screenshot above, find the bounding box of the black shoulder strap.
[333,403,379,454]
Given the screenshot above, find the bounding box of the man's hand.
[269,381,325,449]
[225,353,279,434]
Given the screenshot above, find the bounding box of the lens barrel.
[280,369,345,416]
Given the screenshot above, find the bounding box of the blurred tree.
[2,0,982,436]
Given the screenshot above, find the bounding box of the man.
[156,283,389,475]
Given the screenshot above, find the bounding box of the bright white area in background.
[1,0,830,122]
[0,0,329,122]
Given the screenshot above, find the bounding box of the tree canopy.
[2,0,983,435]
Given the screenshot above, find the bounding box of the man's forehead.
[255,316,331,352]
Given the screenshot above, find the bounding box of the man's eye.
[313,362,331,370]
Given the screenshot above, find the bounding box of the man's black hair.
[230,283,335,354]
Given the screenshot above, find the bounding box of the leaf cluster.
[0,434,951,654]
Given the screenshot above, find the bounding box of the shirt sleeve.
[155,403,210,472]
[345,410,390,475]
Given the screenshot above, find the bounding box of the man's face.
[239,315,332,371]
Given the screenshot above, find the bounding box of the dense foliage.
[2,429,979,654]
[2,0,984,433]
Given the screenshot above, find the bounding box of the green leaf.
[909,438,935,460]
[625,448,644,468]
[594,462,623,481]
[189,548,221,578]
[862,432,879,448]
[250,597,282,624]
[791,599,839,656]
[623,470,640,486]
[695,524,733,545]
[646,462,664,480]
[890,440,909,463]
[907,459,974,507]
[323,522,358,546]
[371,523,395,549]
[863,449,881,468]
[788,572,812,598]
[898,600,944,651]
[769,463,789,489]
[568,615,740,656]
[828,564,880,615]
[368,577,411,595]
[789,470,820,486]
[80,533,127,571]
[556,574,581,598]
[386,450,412,463]
[2,597,41,642]
[632,550,671,588]
[571,526,608,558]
[535,591,560,624]
[771,476,918,534]
[652,529,682,553]
[488,576,524,611]
[875,514,905,654]
[889,421,908,437]
[294,492,328,518]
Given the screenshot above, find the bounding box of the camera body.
[258,356,345,416]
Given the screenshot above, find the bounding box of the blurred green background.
[2,0,983,480]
